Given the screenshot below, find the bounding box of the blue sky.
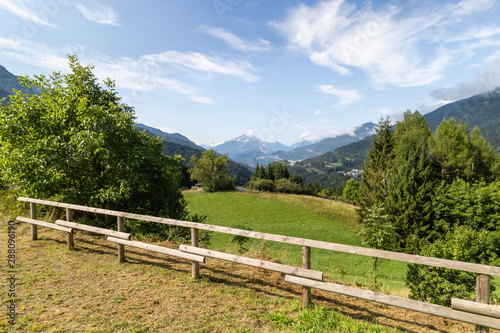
[1,0,500,146]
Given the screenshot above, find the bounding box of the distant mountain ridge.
[211,122,378,167]
[270,122,378,162]
[0,65,27,101]
[135,123,202,150]
[136,124,253,184]
[291,87,500,190]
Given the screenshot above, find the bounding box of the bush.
[251,179,276,192]
[406,226,498,306]
[275,178,303,194]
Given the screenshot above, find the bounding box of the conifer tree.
[358,117,395,222]
[386,111,436,252]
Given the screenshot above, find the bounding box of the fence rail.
[16,196,500,332]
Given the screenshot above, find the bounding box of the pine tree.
[386,111,436,252]
[358,117,395,222]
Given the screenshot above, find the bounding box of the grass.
[0,193,475,332]
[184,190,407,293]
[0,226,472,333]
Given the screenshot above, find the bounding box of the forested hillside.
[425,88,500,151]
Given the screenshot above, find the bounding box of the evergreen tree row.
[357,111,500,305]
[250,162,304,194]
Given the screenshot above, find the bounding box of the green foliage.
[359,117,394,222]
[428,118,499,182]
[386,111,435,252]
[166,213,212,246]
[275,178,303,194]
[358,204,397,291]
[268,305,398,332]
[0,55,185,229]
[432,179,500,236]
[357,205,396,251]
[250,179,276,192]
[250,162,303,193]
[342,179,360,203]
[406,226,498,306]
[231,223,253,254]
[188,149,232,192]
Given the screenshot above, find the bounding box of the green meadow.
[184,190,408,294]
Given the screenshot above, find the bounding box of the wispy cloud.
[0,36,262,104]
[72,0,118,26]
[274,0,499,88]
[0,37,72,71]
[199,26,270,52]
[141,51,260,83]
[317,84,363,108]
[430,55,500,103]
[0,0,58,27]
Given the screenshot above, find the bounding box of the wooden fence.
[15,196,500,332]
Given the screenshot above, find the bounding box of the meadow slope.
[184,190,407,291]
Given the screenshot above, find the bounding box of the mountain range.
[2,64,499,189]
[289,87,500,188]
[208,122,378,167]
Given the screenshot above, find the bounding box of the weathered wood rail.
[16,196,500,332]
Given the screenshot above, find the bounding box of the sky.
[1,0,500,146]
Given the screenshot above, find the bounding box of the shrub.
[406,226,498,306]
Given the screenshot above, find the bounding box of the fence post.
[476,274,491,333]
[66,208,74,249]
[302,246,311,308]
[117,216,125,262]
[191,228,200,279]
[30,202,37,240]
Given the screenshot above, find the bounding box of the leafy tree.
[251,179,276,192]
[406,226,498,306]
[275,178,303,194]
[0,55,185,225]
[428,118,499,183]
[386,111,435,252]
[342,179,360,203]
[188,149,231,192]
[357,204,397,290]
[432,179,500,242]
[469,126,500,182]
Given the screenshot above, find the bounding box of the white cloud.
[0,37,215,104]
[447,0,496,17]
[314,109,321,115]
[0,37,72,71]
[0,0,58,27]
[246,128,258,136]
[274,0,499,88]
[142,51,260,83]
[430,55,500,102]
[0,35,260,104]
[317,84,363,108]
[200,26,270,52]
[72,0,118,26]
